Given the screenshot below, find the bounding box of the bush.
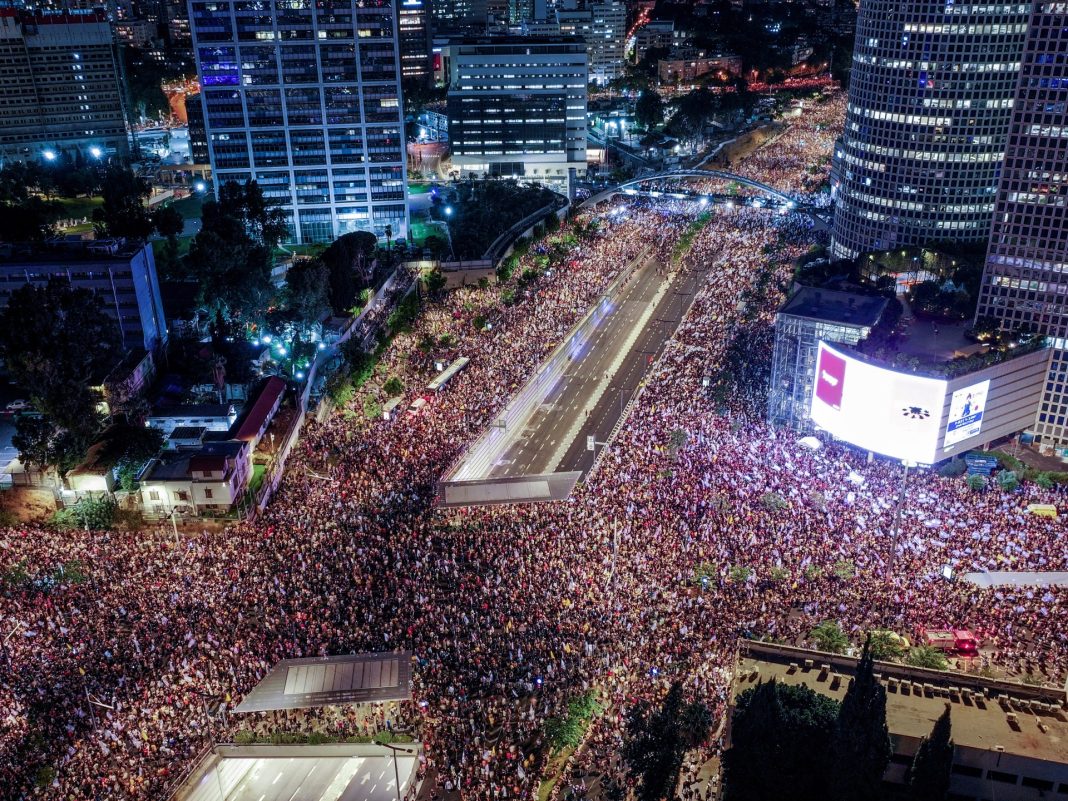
[383,376,404,396]
[501,288,517,306]
[729,565,752,583]
[478,276,490,290]
[545,690,603,752]
[519,267,540,286]
[1034,472,1055,490]
[363,397,382,420]
[769,566,789,582]
[938,459,967,478]
[966,474,987,491]
[327,371,355,407]
[997,470,1019,492]
[832,559,855,580]
[51,497,116,531]
[809,620,848,654]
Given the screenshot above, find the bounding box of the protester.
[1,90,1064,801]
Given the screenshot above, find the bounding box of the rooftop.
[778,286,888,328]
[735,642,1068,764]
[150,403,235,420]
[0,239,148,264]
[233,376,286,442]
[235,652,413,714]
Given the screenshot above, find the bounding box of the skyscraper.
[399,0,432,87]
[556,0,624,85]
[446,36,587,189]
[829,0,1032,261]
[975,3,1068,452]
[0,5,128,163]
[189,0,409,244]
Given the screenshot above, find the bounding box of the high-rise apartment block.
[399,0,432,86]
[446,36,587,189]
[830,0,1032,261]
[975,3,1068,452]
[188,0,409,243]
[556,0,624,85]
[0,6,128,163]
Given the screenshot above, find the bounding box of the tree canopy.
[321,230,378,314]
[624,682,711,801]
[907,704,953,801]
[0,278,121,467]
[829,640,892,801]
[186,180,286,323]
[723,679,840,801]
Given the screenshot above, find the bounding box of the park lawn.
[169,194,204,220]
[52,196,104,222]
[407,182,433,194]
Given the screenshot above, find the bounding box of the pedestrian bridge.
[580,169,830,229]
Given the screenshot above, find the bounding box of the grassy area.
[249,463,267,495]
[151,236,194,260]
[51,196,103,222]
[169,194,204,220]
[671,212,713,265]
[410,218,448,246]
[407,182,434,195]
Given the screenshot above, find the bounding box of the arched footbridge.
[580,169,830,230]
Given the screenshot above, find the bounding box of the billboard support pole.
[888,460,915,576]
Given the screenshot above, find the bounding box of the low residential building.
[147,403,237,437]
[731,642,1068,801]
[0,240,168,354]
[233,376,286,450]
[139,439,251,517]
[657,49,741,85]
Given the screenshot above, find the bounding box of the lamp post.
[380,742,418,801]
[888,459,916,574]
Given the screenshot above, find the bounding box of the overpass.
[580,169,830,229]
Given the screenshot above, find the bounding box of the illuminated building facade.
[975,2,1068,452]
[189,0,409,243]
[830,1,1032,261]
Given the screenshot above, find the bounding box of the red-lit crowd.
[1,91,1065,801]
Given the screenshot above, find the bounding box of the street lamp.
[194,181,207,192]
[89,146,102,159]
[443,206,453,216]
[380,742,418,801]
[42,149,56,161]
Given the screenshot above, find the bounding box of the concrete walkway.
[962,572,1068,588]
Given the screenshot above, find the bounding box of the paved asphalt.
[486,253,711,479]
[184,755,417,801]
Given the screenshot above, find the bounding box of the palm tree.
[809,620,849,654]
[384,224,393,254]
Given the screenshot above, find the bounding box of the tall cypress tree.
[829,638,892,801]
[907,704,954,801]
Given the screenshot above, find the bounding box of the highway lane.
[486,251,711,479]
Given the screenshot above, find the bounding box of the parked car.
[4,399,29,414]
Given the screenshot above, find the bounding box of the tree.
[867,630,908,661]
[723,680,839,801]
[11,415,57,471]
[809,620,849,654]
[906,646,949,671]
[0,197,59,242]
[829,639,891,801]
[635,90,665,129]
[423,234,451,260]
[285,259,330,329]
[93,165,154,239]
[423,267,447,298]
[321,230,378,314]
[152,204,184,242]
[0,279,120,461]
[186,180,283,322]
[907,704,953,801]
[624,682,711,801]
[383,376,404,397]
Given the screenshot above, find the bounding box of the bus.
[426,356,470,392]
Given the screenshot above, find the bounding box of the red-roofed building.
[233,376,287,448]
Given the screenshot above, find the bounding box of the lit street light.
[89,146,102,159]
[42,149,56,161]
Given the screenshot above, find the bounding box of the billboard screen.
[944,380,990,447]
[810,342,947,463]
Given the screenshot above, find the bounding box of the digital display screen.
[810,342,947,463]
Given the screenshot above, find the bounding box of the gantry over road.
[436,240,714,507]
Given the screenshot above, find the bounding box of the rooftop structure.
[733,642,1068,799]
[171,743,421,801]
[234,652,413,714]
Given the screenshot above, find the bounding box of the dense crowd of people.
[1,90,1065,801]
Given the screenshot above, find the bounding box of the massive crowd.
[1,90,1065,801]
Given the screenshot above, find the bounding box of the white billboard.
[944,380,990,447]
[810,342,947,464]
